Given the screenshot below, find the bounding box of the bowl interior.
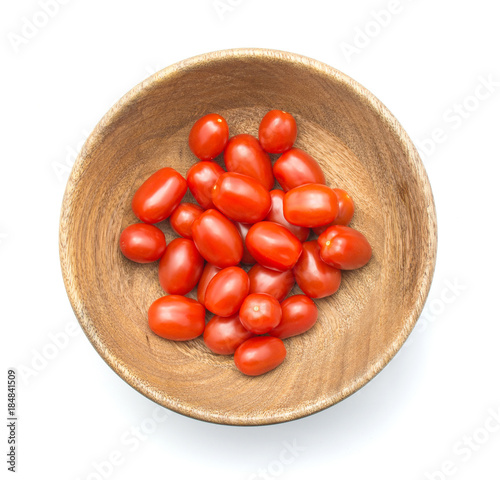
[60,49,436,425]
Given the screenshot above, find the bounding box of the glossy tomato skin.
[188,113,229,161]
[224,134,274,190]
[293,240,342,298]
[186,161,225,210]
[132,168,187,224]
[239,293,282,334]
[234,222,256,265]
[234,336,286,376]
[169,203,204,240]
[197,263,221,306]
[192,209,243,268]
[284,184,338,228]
[119,223,166,263]
[269,295,318,339]
[258,110,297,154]
[272,148,325,192]
[246,221,303,272]
[317,225,372,270]
[248,264,295,302]
[203,314,253,355]
[212,172,271,223]
[313,188,355,235]
[265,189,309,242]
[148,295,205,341]
[158,238,204,295]
[204,266,250,317]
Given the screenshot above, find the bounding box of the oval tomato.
[246,221,302,271]
[272,148,325,192]
[203,314,253,355]
[188,113,229,161]
[212,172,271,223]
[234,222,256,265]
[317,225,372,270]
[169,203,204,239]
[204,266,250,316]
[258,109,297,154]
[293,240,341,298]
[148,295,205,341]
[186,161,225,210]
[158,238,204,295]
[248,264,295,302]
[269,295,318,339]
[284,184,338,228]
[234,337,286,376]
[239,293,282,334]
[224,134,274,190]
[192,209,243,268]
[132,167,187,224]
[119,223,166,263]
[313,188,355,235]
[197,263,221,306]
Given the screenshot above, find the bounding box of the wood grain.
[59,48,437,425]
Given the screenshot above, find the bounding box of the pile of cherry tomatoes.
[119,110,372,376]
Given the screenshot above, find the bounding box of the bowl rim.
[59,47,437,426]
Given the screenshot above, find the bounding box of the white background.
[2,1,499,479]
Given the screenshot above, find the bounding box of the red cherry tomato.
[204,266,250,316]
[284,184,338,228]
[192,209,243,268]
[234,222,256,265]
[265,189,309,242]
[272,148,325,192]
[169,203,204,240]
[258,109,297,153]
[224,134,274,190]
[197,263,221,306]
[239,293,282,334]
[212,172,271,224]
[119,223,166,263]
[293,240,341,298]
[313,188,355,235]
[186,161,224,210]
[158,238,204,295]
[246,221,303,272]
[148,295,205,341]
[234,337,286,376]
[132,167,187,224]
[269,295,318,339]
[188,113,229,161]
[248,264,295,302]
[203,314,253,355]
[317,225,372,270]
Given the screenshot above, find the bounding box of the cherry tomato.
[234,222,256,265]
[258,109,297,153]
[269,295,318,339]
[186,161,224,210]
[203,314,253,355]
[197,263,221,306]
[293,240,341,298]
[158,238,204,295]
[313,188,355,235]
[188,113,229,161]
[212,172,271,224]
[317,225,372,270]
[248,264,295,302]
[234,337,286,376]
[204,266,250,316]
[224,134,274,190]
[119,223,166,263]
[284,184,338,228]
[148,295,205,341]
[192,209,243,268]
[265,189,309,242]
[272,148,325,192]
[246,221,303,272]
[239,293,282,334]
[132,167,187,224]
[169,203,204,240]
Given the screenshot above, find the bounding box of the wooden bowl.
[59,49,437,425]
